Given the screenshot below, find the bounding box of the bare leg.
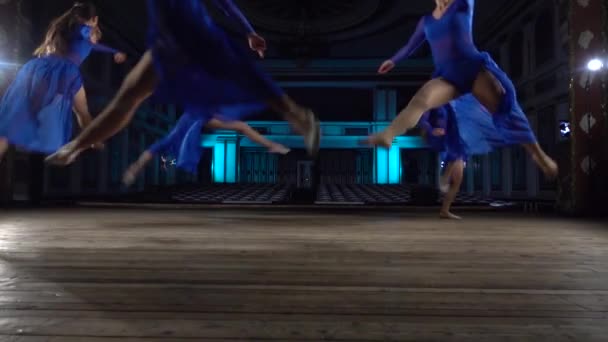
[471,70,558,179]
[122,151,154,186]
[0,137,8,164]
[72,86,93,129]
[207,119,290,154]
[365,79,459,148]
[266,95,319,156]
[440,159,464,220]
[46,51,158,165]
[72,86,104,150]
[439,160,457,193]
[522,143,558,179]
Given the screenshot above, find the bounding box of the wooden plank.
[0,209,607,340]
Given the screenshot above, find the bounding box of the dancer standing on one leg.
[365,0,557,179]
[419,106,467,219]
[122,110,290,186]
[46,0,320,166]
[0,2,126,164]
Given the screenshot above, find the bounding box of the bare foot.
[45,142,83,166]
[268,144,290,155]
[122,165,139,186]
[299,109,320,157]
[534,154,558,180]
[440,211,462,220]
[362,131,393,148]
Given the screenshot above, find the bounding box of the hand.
[114,52,127,64]
[85,16,99,28]
[378,60,395,74]
[431,128,446,136]
[247,33,266,58]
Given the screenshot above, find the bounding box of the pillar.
[373,88,401,184]
[213,136,239,183]
[567,0,608,214]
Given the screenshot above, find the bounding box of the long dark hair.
[33,2,97,57]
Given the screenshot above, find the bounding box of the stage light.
[0,61,21,68]
[587,58,603,72]
[559,121,571,138]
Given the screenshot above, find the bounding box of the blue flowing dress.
[419,96,505,163]
[419,106,467,163]
[0,25,119,154]
[147,104,265,173]
[390,0,537,146]
[146,0,283,122]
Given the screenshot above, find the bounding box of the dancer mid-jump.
[122,109,290,186]
[0,3,126,163]
[366,0,557,179]
[46,0,320,166]
[419,106,467,220]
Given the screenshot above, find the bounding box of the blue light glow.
[213,142,225,183]
[376,147,388,184]
[388,145,400,184]
[226,140,237,183]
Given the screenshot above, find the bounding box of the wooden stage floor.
[0,208,607,341]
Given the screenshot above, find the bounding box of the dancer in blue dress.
[419,105,467,219]
[366,0,558,179]
[0,2,126,163]
[122,108,290,186]
[46,0,320,166]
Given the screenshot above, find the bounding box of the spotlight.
[587,58,603,72]
[559,120,571,138]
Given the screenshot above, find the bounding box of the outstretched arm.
[92,43,126,63]
[91,43,120,54]
[212,0,255,34]
[389,17,427,63]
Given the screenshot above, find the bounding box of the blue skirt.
[146,0,283,118]
[434,52,537,146]
[425,105,467,163]
[148,104,265,173]
[0,56,82,154]
[148,111,207,174]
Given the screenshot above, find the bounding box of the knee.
[409,92,434,112]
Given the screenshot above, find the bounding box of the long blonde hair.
[33,2,97,57]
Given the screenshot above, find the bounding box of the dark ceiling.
[31,0,527,59]
[95,0,524,57]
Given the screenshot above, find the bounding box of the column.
[567,0,608,214]
[373,88,400,184]
[213,136,239,183]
